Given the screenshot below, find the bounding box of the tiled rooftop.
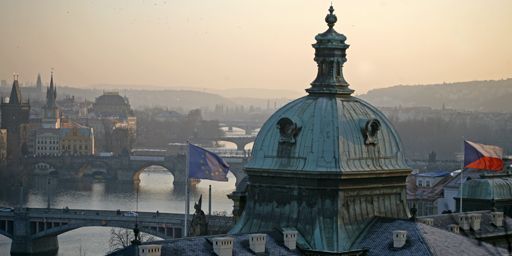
[109,216,509,256]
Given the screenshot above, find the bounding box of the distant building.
[1,76,31,161]
[154,111,183,122]
[407,171,454,216]
[86,91,136,154]
[0,129,7,162]
[109,127,131,155]
[443,170,483,213]
[57,95,89,119]
[34,128,60,156]
[92,92,133,118]
[41,73,61,128]
[455,175,512,216]
[60,126,94,156]
[28,74,96,156]
[33,125,94,156]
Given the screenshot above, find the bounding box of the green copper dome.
[231,6,411,253]
[245,5,408,174]
[461,177,512,200]
[245,95,408,173]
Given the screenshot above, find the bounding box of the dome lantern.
[307,5,353,96]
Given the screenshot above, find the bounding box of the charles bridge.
[23,152,249,187]
[0,207,233,255]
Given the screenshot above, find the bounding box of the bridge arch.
[79,160,114,179]
[221,126,247,135]
[0,227,13,239]
[31,221,173,241]
[215,140,238,150]
[132,164,177,183]
[216,138,255,151]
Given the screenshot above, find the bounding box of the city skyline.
[1,0,511,94]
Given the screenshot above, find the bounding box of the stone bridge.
[216,135,257,151]
[22,154,248,187]
[219,121,262,136]
[0,207,233,255]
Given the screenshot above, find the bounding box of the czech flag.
[464,140,504,171]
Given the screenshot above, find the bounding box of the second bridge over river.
[0,207,233,255]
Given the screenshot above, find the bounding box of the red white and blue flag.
[464,140,504,171]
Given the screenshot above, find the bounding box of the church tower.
[36,73,43,94]
[41,72,60,128]
[1,75,31,161]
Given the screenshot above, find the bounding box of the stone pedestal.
[11,213,59,256]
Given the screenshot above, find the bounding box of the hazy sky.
[1,0,511,94]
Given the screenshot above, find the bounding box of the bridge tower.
[1,76,30,162]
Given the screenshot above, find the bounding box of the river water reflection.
[0,166,236,255]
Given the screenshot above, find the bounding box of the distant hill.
[57,87,236,110]
[52,86,301,111]
[22,78,512,112]
[206,88,304,99]
[360,79,512,112]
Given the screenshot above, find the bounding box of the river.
[0,167,237,255]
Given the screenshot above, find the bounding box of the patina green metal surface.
[230,6,411,253]
[245,94,408,173]
[462,177,512,200]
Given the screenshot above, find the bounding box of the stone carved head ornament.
[362,118,381,145]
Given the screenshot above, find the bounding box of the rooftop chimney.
[491,212,504,227]
[420,218,434,226]
[212,237,234,256]
[448,224,460,234]
[469,213,481,231]
[283,230,298,250]
[249,233,266,254]
[393,230,407,248]
[458,214,470,230]
[138,244,162,256]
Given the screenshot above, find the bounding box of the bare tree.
[108,228,156,253]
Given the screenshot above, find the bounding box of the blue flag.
[188,144,230,181]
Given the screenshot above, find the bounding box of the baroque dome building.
[109,6,509,256]
[92,91,133,118]
[230,6,412,252]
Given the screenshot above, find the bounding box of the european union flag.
[188,144,230,181]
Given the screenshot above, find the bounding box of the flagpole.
[460,138,465,213]
[459,166,463,212]
[208,184,212,217]
[184,142,190,237]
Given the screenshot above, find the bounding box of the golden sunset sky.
[1,0,511,94]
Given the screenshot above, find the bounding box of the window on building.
[418,179,423,187]
[426,180,431,187]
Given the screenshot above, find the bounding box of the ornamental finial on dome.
[307,5,353,96]
[325,5,337,28]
